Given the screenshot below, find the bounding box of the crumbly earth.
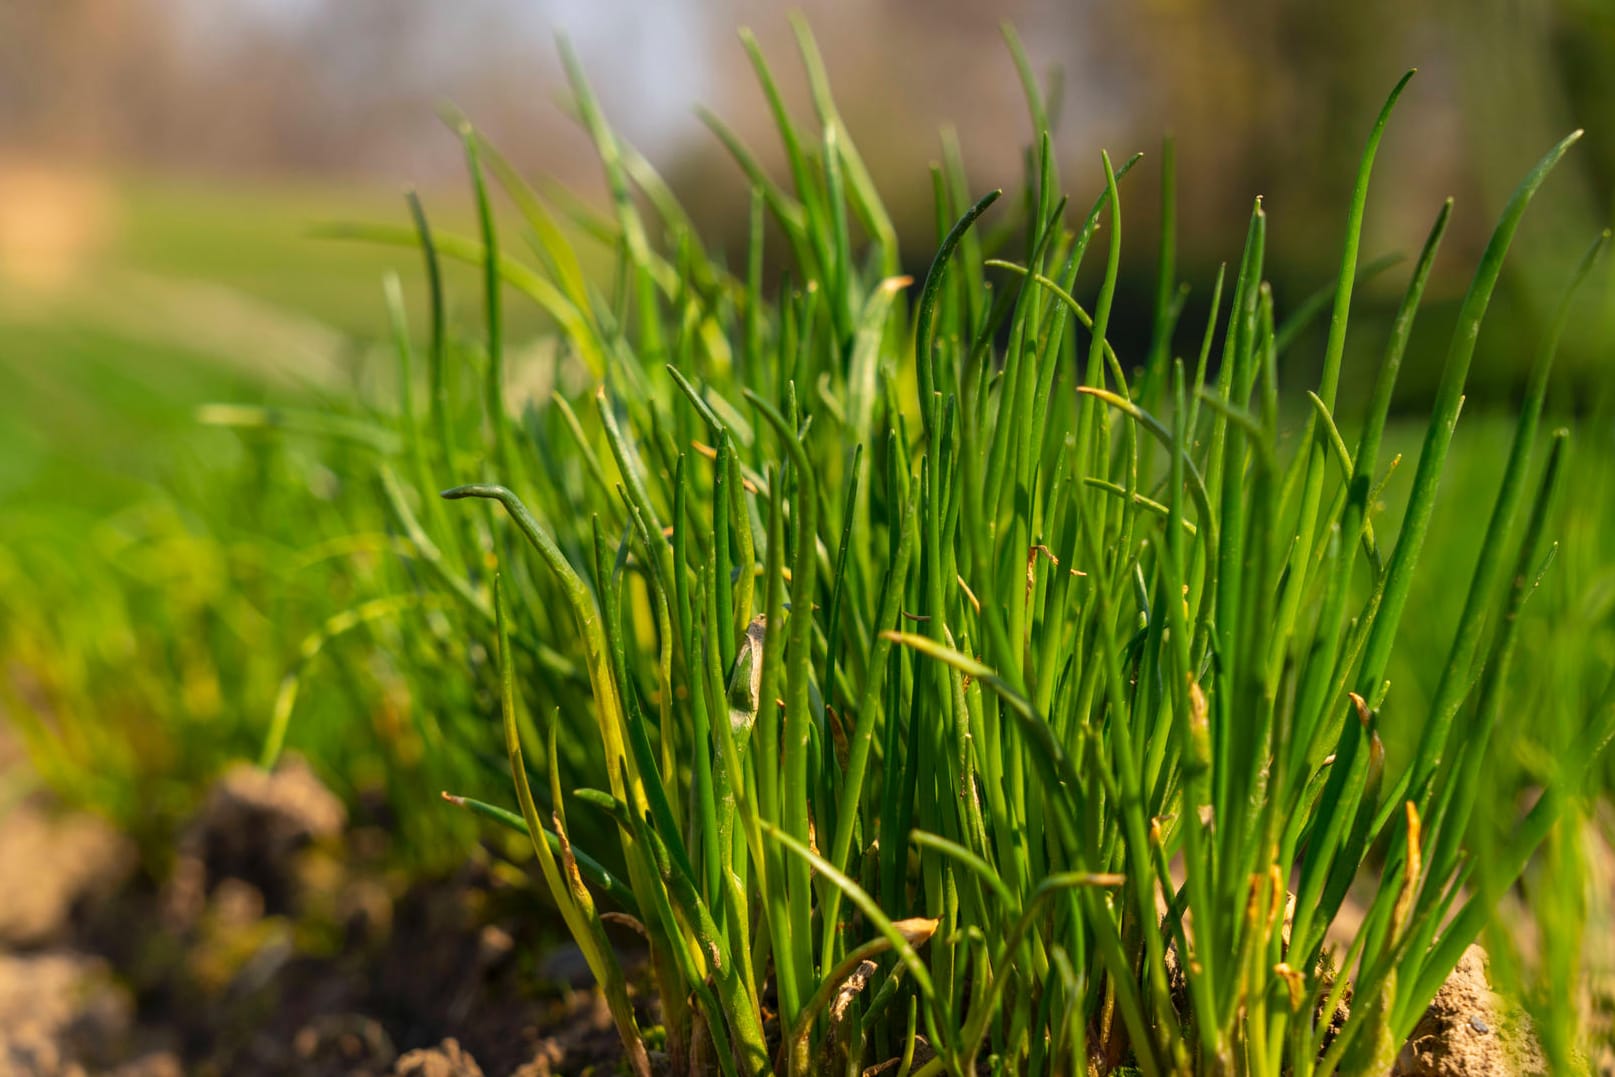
[394,1039,485,1077]
[170,756,346,916]
[1391,945,1546,1077]
[0,803,134,947]
[0,755,1589,1076]
[0,757,649,1076]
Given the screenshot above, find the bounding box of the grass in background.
[0,179,524,859]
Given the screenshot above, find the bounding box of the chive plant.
[278,21,1613,1076]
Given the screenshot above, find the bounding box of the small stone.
[107,1051,185,1077]
[477,924,515,965]
[393,1038,485,1077]
[0,805,134,946]
[1393,945,1544,1076]
[290,1013,396,1076]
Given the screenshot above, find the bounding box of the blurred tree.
[2,0,1608,397]
[0,0,183,162]
[1084,0,1612,399]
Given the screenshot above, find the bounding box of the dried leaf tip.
[893,917,940,946]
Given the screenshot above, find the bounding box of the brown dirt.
[0,804,134,947]
[1392,945,1545,1077]
[0,950,152,1074]
[0,757,652,1077]
[3,754,1576,1077]
[168,756,346,917]
[394,1039,485,1077]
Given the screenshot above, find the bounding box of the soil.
[1391,946,1545,1077]
[0,758,652,1077]
[0,755,1572,1076]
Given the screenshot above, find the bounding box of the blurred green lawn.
[0,176,558,844]
[0,176,557,508]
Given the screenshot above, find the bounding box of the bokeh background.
[4,0,1613,406]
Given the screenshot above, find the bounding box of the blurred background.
[3,0,1613,407]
